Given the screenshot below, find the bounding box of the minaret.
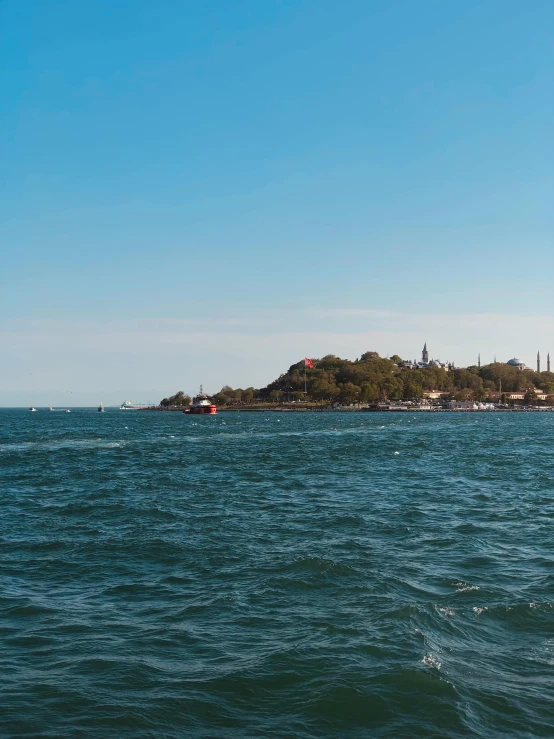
[478,353,481,369]
[537,351,541,373]
[422,342,429,364]
[548,353,551,373]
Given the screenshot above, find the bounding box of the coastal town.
[155,344,554,413]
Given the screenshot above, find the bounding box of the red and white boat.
[185,386,216,415]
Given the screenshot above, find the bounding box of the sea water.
[1,409,553,738]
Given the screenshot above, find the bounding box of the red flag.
[305,358,313,368]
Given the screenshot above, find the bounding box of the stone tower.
[422,342,429,364]
[537,351,541,373]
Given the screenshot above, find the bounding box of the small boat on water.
[48,407,54,411]
[98,403,104,412]
[184,386,216,415]
[29,407,37,412]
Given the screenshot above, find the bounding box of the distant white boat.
[48,407,54,411]
[66,409,71,413]
[119,400,141,410]
[29,407,37,412]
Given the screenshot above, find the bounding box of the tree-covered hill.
[187,353,554,406]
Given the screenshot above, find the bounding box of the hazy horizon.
[2,308,552,406]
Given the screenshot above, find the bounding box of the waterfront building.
[505,392,525,401]
[448,400,474,409]
[423,390,450,400]
[504,390,549,401]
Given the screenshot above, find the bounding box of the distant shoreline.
[141,405,554,414]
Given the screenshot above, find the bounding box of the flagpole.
[304,357,312,396]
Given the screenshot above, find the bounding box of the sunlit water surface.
[2,409,553,738]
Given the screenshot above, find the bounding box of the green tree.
[339,383,361,404]
[475,386,488,401]
[403,378,423,400]
[524,388,537,405]
[454,388,474,401]
[360,382,380,402]
[384,377,403,400]
[160,391,191,407]
[311,379,339,401]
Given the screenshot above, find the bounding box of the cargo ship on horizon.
[119,400,148,410]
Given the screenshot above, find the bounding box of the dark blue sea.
[2,409,553,738]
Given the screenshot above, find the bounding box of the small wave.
[2,602,57,618]
[283,556,361,577]
[421,653,441,669]
[453,581,480,593]
[0,442,34,452]
[0,439,123,453]
[506,601,554,614]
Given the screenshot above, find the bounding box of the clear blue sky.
[1,0,553,405]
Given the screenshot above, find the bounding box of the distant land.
[159,350,554,409]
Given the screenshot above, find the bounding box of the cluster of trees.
[160,353,554,406]
[479,363,554,394]
[211,386,258,406]
[259,353,477,403]
[160,391,191,408]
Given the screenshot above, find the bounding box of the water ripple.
[1,409,553,737]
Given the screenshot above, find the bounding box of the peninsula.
[156,347,554,411]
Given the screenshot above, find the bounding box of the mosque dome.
[507,357,526,368]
